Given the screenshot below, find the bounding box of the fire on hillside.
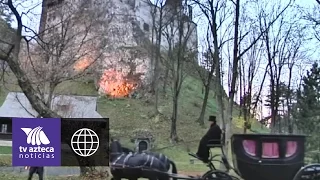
[74,58,94,72]
[98,69,138,98]
[73,58,140,98]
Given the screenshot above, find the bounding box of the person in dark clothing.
[26,166,44,180]
[195,116,222,163]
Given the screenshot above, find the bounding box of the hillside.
[0,72,269,171]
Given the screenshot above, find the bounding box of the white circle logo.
[70,128,100,157]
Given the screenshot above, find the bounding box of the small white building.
[0,92,103,118]
[0,92,105,146]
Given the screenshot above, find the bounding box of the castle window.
[143,23,149,32]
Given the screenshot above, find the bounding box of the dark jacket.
[196,124,222,161]
[203,124,222,144]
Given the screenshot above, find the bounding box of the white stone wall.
[134,0,198,51]
[97,0,153,91]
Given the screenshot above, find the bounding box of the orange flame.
[74,58,93,72]
[99,69,137,98]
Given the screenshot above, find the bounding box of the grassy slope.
[0,74,269,171]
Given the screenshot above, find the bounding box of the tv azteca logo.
[12,118,61,166]
[19,126,55,159]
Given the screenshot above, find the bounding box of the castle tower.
[38,0,64,37]
[38,0,48,38]
[164,0,183,9]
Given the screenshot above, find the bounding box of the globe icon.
[71,128,100,157]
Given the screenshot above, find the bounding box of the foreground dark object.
[196,117,222,163]
[27,166,44,180]
[110,140,170,180]
[232,134,306,180]
[110,139,237,180]
[121,146,178,175]
[293,164,320,180]
[109,133,320,180]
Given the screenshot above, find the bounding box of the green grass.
[0,146,12,154]
[0,72,269,173]
[0,173,100,180]
[0,154,11,166]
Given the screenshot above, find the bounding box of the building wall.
[134,0,198,51]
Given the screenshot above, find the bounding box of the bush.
[234,116,252,130]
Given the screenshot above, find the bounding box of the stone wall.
[0,18,15,62]
[39,0,198,96]
[134,0,198,52]
[96,0,154,94]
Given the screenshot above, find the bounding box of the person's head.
[208,116,217,126]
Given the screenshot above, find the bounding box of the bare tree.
[306,0,320,42]
[193,0,233,126]
[284,25,305,133]
[224,0,293,153]
[22,1,112,109]
[259,3,303,132]
[238,32,264,133]
[0,0,55,117]
[162,5,197,141]
[196,41,216,126]
[192,0,292,163]
[0,0,113,175]
[145,0,166,114]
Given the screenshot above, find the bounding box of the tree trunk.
[264,29,276,131]
[150,34,155,93]
[170,95,178,141]
[205,0,228,169]
[151,3,163,95]
[287,66,293,133]
[153,24,162,114]
[163,68,169,94]
[66,141,97,177]
[6,59,59,118]
[1,3,59,118]
[152,5,163,114]
[243,108,248,134]
[45,82,56,108]
[76,158,97,176]
[197,83,210,126]
[222,0,240,170]
[215,54,226,170]
[275,76,282,133]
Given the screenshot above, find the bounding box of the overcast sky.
[190,0,320,117]
[10,0,320,118]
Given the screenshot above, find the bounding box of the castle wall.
[98,0,153,93]
[134,0,198,51]
[39,0,198,95]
